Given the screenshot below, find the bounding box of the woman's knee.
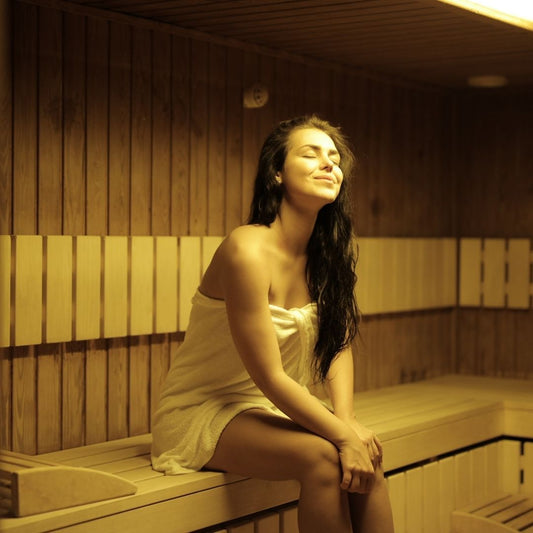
[299,436,341,486]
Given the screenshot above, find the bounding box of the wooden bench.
[1,374,532,533]
[452,493,533,532]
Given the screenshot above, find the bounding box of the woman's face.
[276,128,343,208]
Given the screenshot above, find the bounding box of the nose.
[320,153,334,170]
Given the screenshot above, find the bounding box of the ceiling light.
[437,0,533,30]
[467,75,509,87]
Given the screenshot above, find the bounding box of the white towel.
[151,290,318,475]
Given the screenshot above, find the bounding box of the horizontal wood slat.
[1,236,530,347]
[356,237,457,315]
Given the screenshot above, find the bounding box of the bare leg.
[349,464,395,533]
[205,409,352,533]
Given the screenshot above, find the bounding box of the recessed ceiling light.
[467,75,509,87]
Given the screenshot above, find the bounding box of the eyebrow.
[299,144,340,156]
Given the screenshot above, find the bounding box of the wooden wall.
[453,91,533,379]
[0,0,469,454]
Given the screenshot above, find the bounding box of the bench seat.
[1,374,532,533]
[452,493,533,532]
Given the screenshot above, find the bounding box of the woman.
[152,116,394,532]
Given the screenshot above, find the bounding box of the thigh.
[205,408,337,482]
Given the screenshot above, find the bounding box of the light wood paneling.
[0,236,10,347]
[103,236,128,338]
[459,238,482,307]
[45,236,72,343]
[14,236,42,346]
[483,239,506,308]
[130,237,154,336]
[178,236,201,331]
[155,237,178,334]
[508,239,531,309]
[76,236,101,341]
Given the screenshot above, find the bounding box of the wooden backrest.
[0,236,531,347]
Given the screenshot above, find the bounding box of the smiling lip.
[314,175,335,183]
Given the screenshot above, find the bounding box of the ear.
[275,171,282,184]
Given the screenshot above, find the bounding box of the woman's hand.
[342,416,383,469]
[337,431,375,493]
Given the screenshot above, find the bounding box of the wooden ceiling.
[64,0,533,88]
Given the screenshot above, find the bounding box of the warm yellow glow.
[437,0,533,30]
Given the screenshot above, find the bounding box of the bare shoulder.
[219,225,272,267]
[200,225,273,299]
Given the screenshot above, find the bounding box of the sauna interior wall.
[453,90,533,379]
[0,2,455,453]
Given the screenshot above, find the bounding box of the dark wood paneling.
[7,1,529,454]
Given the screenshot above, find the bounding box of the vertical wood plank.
[486,441,502,493]
[62,342,85,448]
[0,235,10,347]
[130,236,154,336]
[0,0,12,234]
[12,345,36,454]
[86,16,109,235]
[202,236,223,275]
[208,43,226,236]
[523,442,533,494]
[483,238,506,308]
[170,35,190,236]
[422,461,441,533]
[442,238,458,307]
[128,334,150,436]
[108,21,131,236]
[155,236,178,334]
[279,505,298,533]
[438,456,455,533]
[507,239,530,309]
[405,467,423,533]
[13,2,37,235]
[85,339,107,444]
[255,512,280,533]
[459,238,482,307]
[151,31,171,236]
[75,236,101,340]
[387,472,406,533]
[0,346,11,449]
[38,7,62,235]
[107,337,129,440]
[62,12,86,235]
[454,451,473,508]
[37,344,61,453]
[471,445,487,500]
[46,235,73,343]
[130,26,152,236]
[228,522,254,533]
[241,51,260,221]
[179,236,201,331]
[15,235,42,346]
[103,236,128,338]
[225,47,243,233]
[190,39,208,235]
[500,439,521,493]
[150,334,170,420]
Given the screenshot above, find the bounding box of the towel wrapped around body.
[151,289,318,475]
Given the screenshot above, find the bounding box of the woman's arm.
[326,346,383,467]
[218,230,374,492]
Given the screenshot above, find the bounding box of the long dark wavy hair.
[248,115,360,382]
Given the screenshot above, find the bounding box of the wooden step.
[452,493,533,533]
[0,449,137,517]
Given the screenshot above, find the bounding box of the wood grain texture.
[0,0,12,234]
[4,1,531,456]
